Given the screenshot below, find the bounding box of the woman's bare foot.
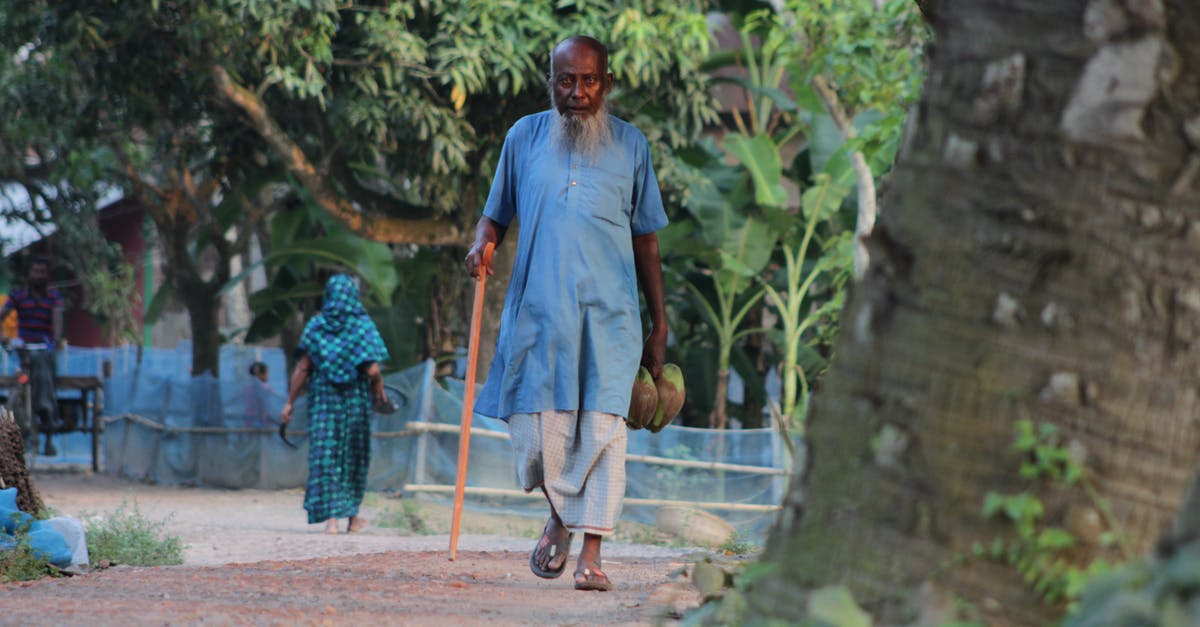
[324,519,339,534]
[348,516,368,533]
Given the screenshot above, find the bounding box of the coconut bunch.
[627,363,685,432]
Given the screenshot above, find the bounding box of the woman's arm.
[281,354,312,424]
[363,361,385,402]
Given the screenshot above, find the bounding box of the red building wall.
[68,198,147,347]
[15,198,148,348]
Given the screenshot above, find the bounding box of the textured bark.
[185,286,221,377]
[0,417,44,514]
[108,136,260,378]
[742,0,1200,624]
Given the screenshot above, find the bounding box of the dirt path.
[2,472,713,625]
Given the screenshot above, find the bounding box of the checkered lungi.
[508,410,627,536]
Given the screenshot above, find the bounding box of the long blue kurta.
[476,111,668,421]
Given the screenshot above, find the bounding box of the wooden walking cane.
[449,241,494,561]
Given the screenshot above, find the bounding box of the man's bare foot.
[348,516,368,533]
[324,519,339,534]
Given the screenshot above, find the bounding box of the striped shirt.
[2,287,63,345]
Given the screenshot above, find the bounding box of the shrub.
[85,501,185,567]
[0,519,56,583]
[376,499,431,534]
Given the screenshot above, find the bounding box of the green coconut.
[647,363,686,433]
[626,366,658,430]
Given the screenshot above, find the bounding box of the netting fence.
[15,344,798,541]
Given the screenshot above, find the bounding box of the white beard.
[550,103,613,157]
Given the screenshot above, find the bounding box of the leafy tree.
[1,1,720,375]
[209,0,719,241]
[1,2,275,374]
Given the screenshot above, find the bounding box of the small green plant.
[718,533,761,556]
[0,539,56,583]
[375,499,431,534]
[976,419,1126,607]
[0,517,58,583]
[1064,536,1200,625]
[85,501,185,567]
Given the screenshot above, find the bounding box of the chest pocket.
[580,162,633,228]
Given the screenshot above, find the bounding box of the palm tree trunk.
[739,1,1200,624]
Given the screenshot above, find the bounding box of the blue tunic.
[476,111,668,421]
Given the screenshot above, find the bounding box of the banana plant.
[665,133,779,430]
[664,8,902,430]
[760,174,853,430]
[216,193,405,368]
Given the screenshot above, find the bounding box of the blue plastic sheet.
[83,345,792,541]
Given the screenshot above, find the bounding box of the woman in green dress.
[281,274,389,534]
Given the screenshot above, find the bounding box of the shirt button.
[571,181,577,186]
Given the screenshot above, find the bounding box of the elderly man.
[465,35,668,592]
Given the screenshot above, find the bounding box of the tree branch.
[107,136,169,213]
[810,74,878,280]
[766,0,879,280]
[210,65,465,246]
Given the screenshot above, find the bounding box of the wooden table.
[0,375,104,471]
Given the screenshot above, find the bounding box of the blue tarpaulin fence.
[19,344,794,540]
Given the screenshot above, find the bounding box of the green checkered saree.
[298,275,390,524]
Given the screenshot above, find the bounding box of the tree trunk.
[281,309,304,381]
[186,284,222,377]
[708,368,729,430]
[739,1,1200,624]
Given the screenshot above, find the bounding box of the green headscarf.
[299,274,389,384]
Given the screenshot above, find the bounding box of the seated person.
[244,361,281,426]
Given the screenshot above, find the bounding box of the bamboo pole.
[400,421,786,475]
[406,483,782,513]
[449,242,493,560]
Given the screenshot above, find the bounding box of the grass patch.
[375,499,432,534]
[0,518,59,583]
[717,533,761,556]
[369,494,545,537]
[363,492,749,550]
[613,522,681,547]
[85,501,185,567]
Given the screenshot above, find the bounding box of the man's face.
[28,263,48,289]
[550,43,611,119]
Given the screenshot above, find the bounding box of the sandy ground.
[1,471,722,625]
